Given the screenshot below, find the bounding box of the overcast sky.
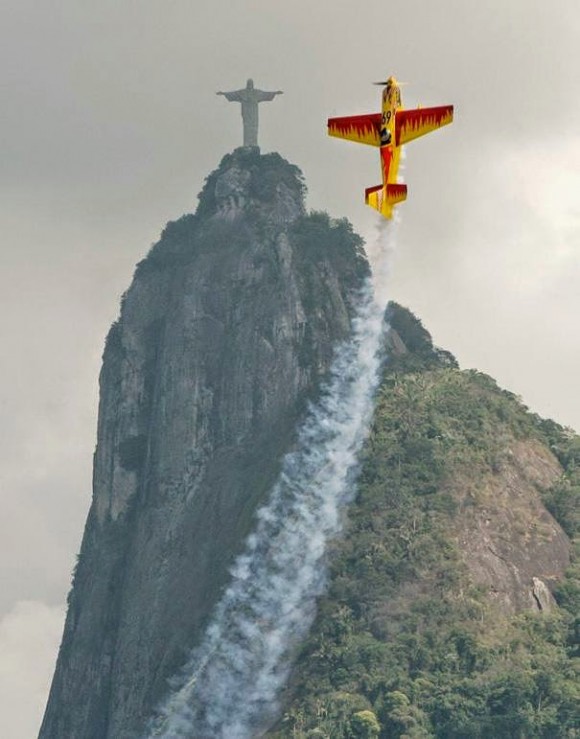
[1,2,579,736]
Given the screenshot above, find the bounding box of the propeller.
[373,80,408,86]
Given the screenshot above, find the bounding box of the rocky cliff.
[40,149,369,739]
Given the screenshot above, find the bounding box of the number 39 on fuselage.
[328,76,453,219]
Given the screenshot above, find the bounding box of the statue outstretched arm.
[256,90,283,102]
[216,90,244,102]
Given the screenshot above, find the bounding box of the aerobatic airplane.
[328,76,453,219]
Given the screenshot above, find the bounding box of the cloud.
[0,601,64,739]
[390,136,580,430]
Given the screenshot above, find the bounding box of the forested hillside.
[274,306,580,738]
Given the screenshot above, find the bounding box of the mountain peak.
[197,148,307,223]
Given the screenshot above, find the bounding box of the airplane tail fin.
[365,183,407,219]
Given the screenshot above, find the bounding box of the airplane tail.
[365,183,407,219]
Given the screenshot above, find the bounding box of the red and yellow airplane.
[328,77,453,219]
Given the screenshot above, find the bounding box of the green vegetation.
[271,305,579,738]
[134,149,307,278]
[197,148,306,218]
[290,212,370,311]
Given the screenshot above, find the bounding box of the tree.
[350,710,381,738]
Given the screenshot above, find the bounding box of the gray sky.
[1,2,579,736]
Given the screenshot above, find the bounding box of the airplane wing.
[395,105,454,146]
[328,113,382,147]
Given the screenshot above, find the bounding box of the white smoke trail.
[148,220,397,739]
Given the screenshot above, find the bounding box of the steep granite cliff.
[40,149,369,739]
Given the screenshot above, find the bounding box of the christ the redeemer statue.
[217,79,283,148]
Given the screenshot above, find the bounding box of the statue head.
[247,78,254,89]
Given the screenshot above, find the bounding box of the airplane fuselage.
[380,78,401,145]
[379,79,404,200]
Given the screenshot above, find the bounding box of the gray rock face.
[456,438,570,615]
[532,576,555,611]
[40,149,369,739]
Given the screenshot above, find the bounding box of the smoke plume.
[148,222,396,738]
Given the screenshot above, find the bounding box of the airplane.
[328,76,453,219]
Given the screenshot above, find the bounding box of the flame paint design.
[327,114,381,147]
[395,105,454,146]
[385,184,407,202]
[365,182,407,219]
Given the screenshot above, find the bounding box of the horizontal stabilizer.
[365,184,382,199]
[365,183,407,219]
[385,183,407,204]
